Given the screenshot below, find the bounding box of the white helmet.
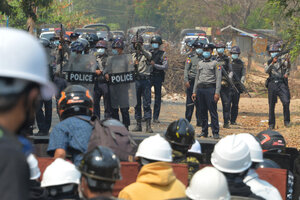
[236,133,264,163]
[188,140,202,154]
[211,135,251,173]
[186,167,231,200]
[26,154,41,180]
[0,28,55,100]
[135,134,172,162]
[41,158,80,187]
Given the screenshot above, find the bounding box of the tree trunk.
[27,17,35,35]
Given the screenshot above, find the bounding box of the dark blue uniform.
[150,49,168,121]
[36,99,52,134]
[94,55,112,119]
[184,53,202,125]
[265,58,290,128]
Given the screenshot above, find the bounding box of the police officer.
[192,43,221,139]
[93,40,112,119]
[230,46,245,125]
[216,42,233,128]
[184,40,203,126]
[131,35,153,133]
[78,146,122,200]
[165,118,200,182]
[150,35,168,123]
[105,39,131,129]
[47,85,94,166]
[265,44,291,129]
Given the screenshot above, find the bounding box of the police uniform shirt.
[152,51,168,71]
[193,59,222,94]
[232,58,246,82]
[132,48,152,76]
[47,115,93,166]
[265,58,290,78]
[184,54,202,83]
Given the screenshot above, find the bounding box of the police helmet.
[230,46,241,54]
[95,40,107,49]
[258,159,280,169]
[112,39,124,49]
[71,41,84,52]
[268,44,280,52]
[256,130,286,153]
[87,33,98,45]
[78,146,122,191]
[64,34,71,43]
[203,43,215,50]
[215,42,226,48]
[40,38,51,48]
[58,85,93,120]
[193,40,204,48]
[70,32,80,39]
[165,118,195,153]
[131,35,144,44]
[151,35,162,45]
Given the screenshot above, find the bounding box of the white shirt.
[244,169,282,200]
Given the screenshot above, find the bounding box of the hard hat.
[211,135,252,173]
[203,43,216,50]
[215,42,226,48]
[192,40,204,48]
[26,154,41,180]
[151,35,163,45]
[236,133,264,163]
[230,46,241,54]
[268,44,280,52]
[165,118,195,153]
[131,35,144,44]
[95,40,108,49]
[135,134,172,162]
[41,158,80,187]
[188,140,202,154]
[0,28,55,100]
[58,85,93,120]
[256,130,286,153]
[112,39,124,49]
[78,146,121,190]
[186,167,231,200]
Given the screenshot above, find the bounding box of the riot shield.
[63,54,97,92]
[105,54,136,109]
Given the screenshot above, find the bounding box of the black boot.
[146,119,153,133]
[132,120,142,132]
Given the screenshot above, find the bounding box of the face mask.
[152,43,159,49]
[54,40,60,46]
[195,48,203,55]
[97,48,105,55]
[271,52,278,58]
[217,48,225,54]
[231,54,239,59]
[112,49,119,55]
[203,51,211,59]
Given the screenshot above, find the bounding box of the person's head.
[236,133,264,169]
[78,146,121,199]
[230,46,241,60]
[268,43,280,58]
[111,39,124,55]
[186,167,231,200]
[216,42,226,55]
[70,32,80,42]
[193,40,204,56]
[71,40,85,55]
[87,33,99,48]
[58,85,93,121]
[165,118,195,154]
[64,34,71,46]
[95,40,107,56]
[27,154,41,181]
[135,134,172,166]
[211,135,252,178]
[0,28,55,133]
[256,130,286,153]
[41,158,80,199]
[150,35,163,50]
[202,43,215,60]
[131,35,144,50]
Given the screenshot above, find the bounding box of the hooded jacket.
[118,162,186,200]
[244,169,282,200]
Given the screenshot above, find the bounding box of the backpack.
[77,116,137,162]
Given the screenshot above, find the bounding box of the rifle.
[221,66,239,93]
[232,72,251,98]
[267,48,291,65]
[59,24,65,76]
[133,30,141,76]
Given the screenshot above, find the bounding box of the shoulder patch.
[218,65,222,70]
[186,58,191,64]
[163,55,168,61]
